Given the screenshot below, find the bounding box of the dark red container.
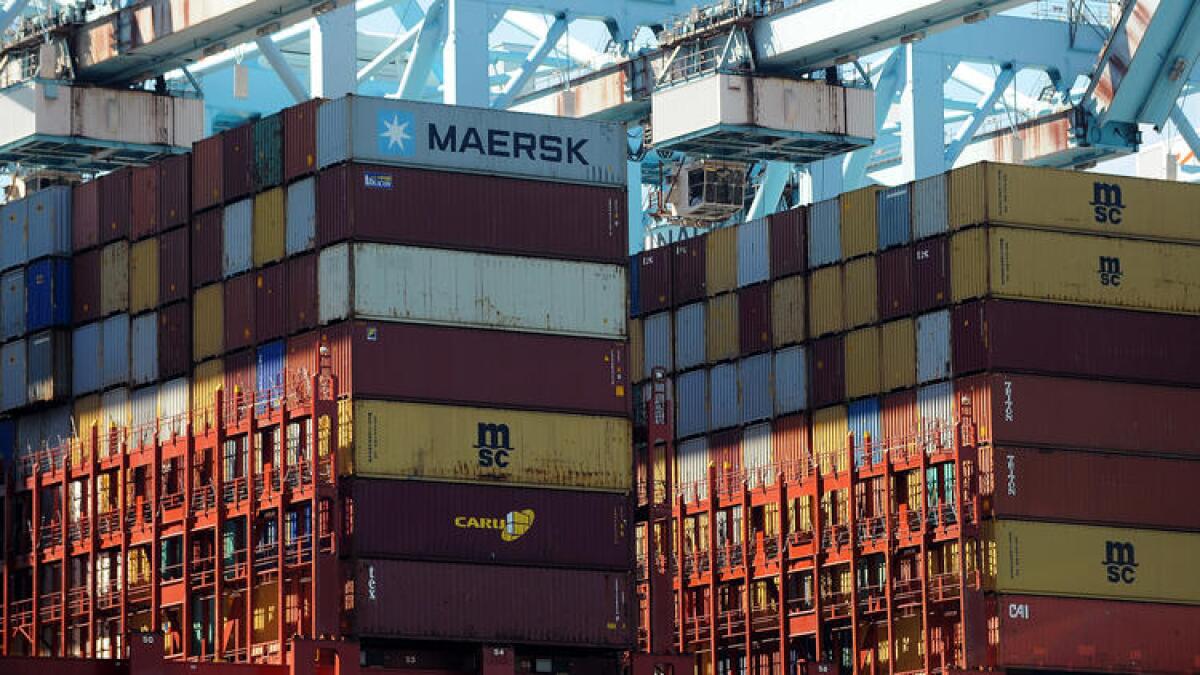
[72,180,99,251]
[352,559,631,647]
[957,372,1200,458]
[346,479,631,569]
[129,165,159,240]
[709,429,742,473]
[288,322,628,416]
[223,273,256,352]
[190,209,222,288]
[283,98,321,182]
[881,390,916,450]
[158,227,189,304]
[157,301,191,379]
[224,348,255,400]
[877,245,912,320]
[72,249,101,324]
[737,283,771,355]
[953,299,1200,386]
[315,163,627,264]
[191,135,223,213]
[222,124,255,202]
[983,445,1200,530]
[809,335,845,409]
[912,235,949,312]
[769,206,806,278]
[636,248,672,314]
[97,168,131,244]
[158,153,190,229]
[671,237,706,305]
[286,254,317,335]
[255,263,286,342]
[772,413,809,465]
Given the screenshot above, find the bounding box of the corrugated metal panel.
[628,318,643,385]
[158,153,190,229]
[72,395,100,457]
[285,177,316,255]
[916,309,951,383]
[673,302,705,370]
[27,186,72,259]
[705,226,737,296]
[255,264,286,342]
[252,188,286,266]
[130,312,157,385]
[843,255,877,329]
[97,168,131,245]
[1,339,26,411]
[742,422,773,487]
[882,390,917,452]
[913,235,950,312]
[27,330,68,404]
[705,292,738,362]
[709,362,738,430]
[677,437,709,501]
[72,180,99,252]
[1,199,28,271]
[916,381,954,453]
[737,217,769,287]
[159,376,189,442]
[773,346,807,415]
[99,240,129,316]
[286,254,318,335]
[710,429,741,475]
[222,124,255,202]
[191,358,223,429]
[344,400,630,491]
[283,99,320,182]
[158,226,189,304]
[769,206,806,278]
[72,249,100,324]
[129,239,159,314]
[880,318,916,392]
[222,198,253,278]
[771,275,805,347]
[193,283,224,362]
[636,249,671,314]
[1,267,24,339]
[99,387,129,458]
[848,397,882,467]
[913,173,947,239]
[808,198,840,268]
[844,326,880,400]
[130,165,159,241]
[72,322,101,395]
[191,209,222,288]
[130,384,158,450]
[224,273,255,352]
[840,186,880,259]
[253,113,283,190]
[809,335,845,408]
[812,405,848,475]
[877,184,911,249]
[737,283,771,356]
[25,258,68,332]
[157,301,190,379]
[255,340,285,415]
[808,265,843,337]
[672,237,706,304]
[878,245,913,321]
[676,369,708,438]
[738,353,771,424]
[101,313,130,388]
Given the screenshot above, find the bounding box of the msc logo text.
[1103,540,1137,584]
[475,423,514,467]
[1098,256,1122,286]
[1090,182,1125,225]
[454,509,535,542]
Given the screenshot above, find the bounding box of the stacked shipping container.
[630,162,1200,674]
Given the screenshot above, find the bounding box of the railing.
[284,533,313,566]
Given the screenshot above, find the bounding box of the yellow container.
[705,227,738,296]
[841,186,882,258]
[811,405,848,475]
[950,226,1200,313]
[771,275,806,347]
[628,318,644,384]
[844,326,880,400]
[253,188,286,266]
[192,358,224,428]
[987,520,1200,605]
[129,239,159,314]
[73,394,101,462]
[100,240,129,315]
[192,283,224,362]
[808,265,843,337]
[706,292,738,362]
[949,161,1200,243]
[879,318,916,392]
[341,400,632,492]
[843,255,878,329]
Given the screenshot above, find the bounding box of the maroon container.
[222,125,254,202]
[957,372,1200,458]
[129,165,159,240]
[809,335,845,409]
[671,237,706,305]
[224,348,255,400]
[191,135,223,213]
[737,283,771,355]
[286,253,317,335]
[880,390,916,450]
[346,479,631,569]
[72,249,101,324]
[877,245,912,321]
[72,180,100,252]
[288,322,628,416]
[315,163,627,264]
[912,235,949,312]
[158,227,190,304]
[283,98,321,182]
[223,272,256,352]
[709,429,742,473]
[191,209,222,288]
[352,559,631,647]
[157,301,191,379]
[255,264,286,342]
[636,248,672,314]
[98,168,131,244]
[769,206,807,278]
[983,445,1200,530]
[953,299,1200,386]
[158,153,191,229]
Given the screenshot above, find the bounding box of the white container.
[285,176,316,255]
[917,381,954,454]
[100,387,129,459]
[808,198,840,268]
[742,422,773,488]
[642,311,673,378]
[131,384,158,450]
[130,312,158,385]
[677,436,710,501]
[159,376,190,442]
[913,173,948,240]
[737,217,770,287]
[222,198,253,278]
[916,309,951,384]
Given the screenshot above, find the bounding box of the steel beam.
[442,0,490,106]
[397,0,445,100]
[1169,105,1200,166]
[1137,4,1200,128]
[492,15,567,109]
[0,0,32,35]
[945,63,1014,165]
[256,36,310,102]
[899,45,944,181]
[844,48,903,188]
[357,21,422,82]
[310,2,358,98]
[745,161,792,221]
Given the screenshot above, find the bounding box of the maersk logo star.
[377,110,415,156]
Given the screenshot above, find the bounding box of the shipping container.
[773,345,807,416]
[911,173,947,240]
[844,326,880,400]
[738,353,772,424]
[637,249,671,314]
[642,311,672,377]
[705,292,738,362]
[222,198,253,278]
[705,227,737,296]
[318,243,626,339]
[193,283,224,362]
[286,253,317,335]
[709,362,737,430]
[317,97,627,186]
[916,381,954,452]
[25,258,70,331]
[283,98,321,182]
[770,274,806,348]
[26,330,69,404]
[159,376,189,441]
[97,168,131,244]
[737,283,771,355]
[812,405,848,474]
[809,335,844,409]
[842,255,877,329]
[99,387,129,457]
[877,184,911,249]
[672,237,706,304]
[72,322,101,395]
[912,235,950,312]
[773,413,809,469]
[252,188,286,266]
[254,113,283,189]
[848,397,881,465]
[881,390,916,451]
[285,176,316,256]
[158,226,189,304]
[157,301,190,379]
[879,318,916,392]
[840,186,880,259]
[130,384,157,449]
[129,238,159,314]
[72,179,100,251]
[628,255,641,318]
[673,302,705,371]
[130,312,157,385]
[100,313,130,389]
[1,339,26,410]
[769,206,806,278]
[255,264,286,342]
[628,318,644,385]
[27,185,72,259]
[224,348,254,404]
[223,124,255,202]
[0,198,27,270]
[130,165,159,240]
[877,245,912,320]
[677,437,710,500]
[255,340,285,414]
[808,198,839,269]
[915,309,950,384]
[1,267,24,339]
[191,209,222,288]
[98,240,129,318]
[192,135,223,213]
[224,273,255,352]
[676,369,707,438]
[710,429,741,474]
[737,218,769,287]
[808,265,842,337]
[158,153,190,229]
[191,358,223,428]
[14,405,71,456]
[742,422,772,487]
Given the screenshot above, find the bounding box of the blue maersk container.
[26,259,71,331]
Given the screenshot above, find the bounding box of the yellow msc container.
[843,255,878,329]
[253,188,286,266]
[879,318,916,392]
[340,400,632,492]
[129,239,159,314]
[100,240,129,315]
[771,275,806,347]
[844,326,880,400]
[706,292,738,362]
[987,520,1200,605]
[192,358,224,429]
[811,405,848,476]
[808,265,843,337]
[841,186,882,258]
[949,161,1200,243]
[705,227,738,296]
[629,318,644,384]
[192,283,224,362]
[950,226,1200,313]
